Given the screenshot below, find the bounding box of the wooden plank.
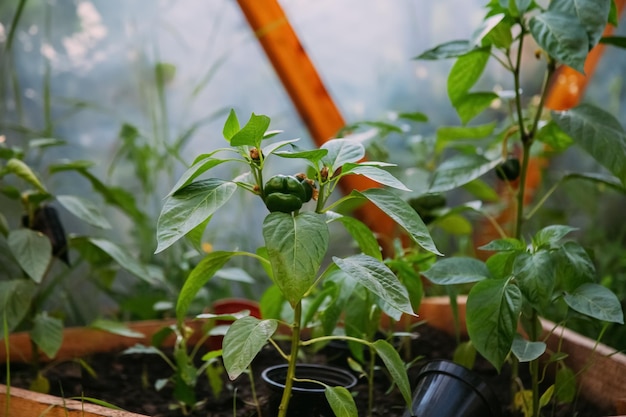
[0,384,148,417]
[542,319,626,413]
[0,319,205,364]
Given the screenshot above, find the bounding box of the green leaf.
[6,158,48,193]
[373,339,412,409]
[529,11,589,73]
[479,238,525,252]
[608,0,619,26]
[549,0,611,48]
[462,179,500,202]
[486,251,517,279]
[325,386,358,417]
[8,229,52,283]
[259,284,285,321]
[0,279,37,334]
[222,316,278,380]
[215,267,255,283]
[513,250,556,312]
[467,279,522,370]
[436,122,496,153]
[536,120,574,151]
[29,138,66,148]
[90,319,144,338]
[167,153,225,196]
[422,257,491,285]
[447,48,491,104]
[540,385,555,408]
[156,179,238,253]
[454,92,499,125]
[29,373,50,394]
[555,365,576,403]
[514,0,532,14]
[564,283,624,323]
[429,153,502,193]
[263,212,329,306]
[330,215,383,260]
[56,195,111,229]
[398,112,429,122]
[563,172,626,191]
[356,188,441,255]
[532,225,577,248]
[274,147,328,162]
[414,40,473,60]
[333,254,414,318]
[434,213,472,235]
[552,104,626,186]
[87,238,155,284]
[342,164,410,191]
[600,35,626,48]
[453,341,477,369]
[511,335,546,362]
[230,113,270,147]
[223,109,240,140]
[555,241,595,291]
[31,313,63,359]
[261,139,300,157]
[472,14,513,49]
[177,251,243,321]
[321,139,365,173]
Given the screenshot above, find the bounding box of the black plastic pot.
[403,360,501,417]
[261,363,358,417]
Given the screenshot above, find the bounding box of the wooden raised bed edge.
[0,384,148,417]
[2,298,626,417]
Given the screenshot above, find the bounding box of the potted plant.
[153,108,444,416]
[411,0,626,416]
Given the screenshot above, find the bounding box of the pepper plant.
[155,109,441,416]
[415,1,625,416]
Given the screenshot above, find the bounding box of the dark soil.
[3,325,611,417]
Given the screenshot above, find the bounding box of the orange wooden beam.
[236,0,396,252]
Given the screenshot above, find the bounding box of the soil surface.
[3,325,611,417]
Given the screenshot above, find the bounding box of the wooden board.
[0,384,148,417]
[542,319,626,413]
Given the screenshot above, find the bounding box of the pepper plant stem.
[277,301,302,417]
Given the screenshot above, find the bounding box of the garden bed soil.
[2,324,612,417]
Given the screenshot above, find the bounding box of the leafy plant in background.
[415,1,626,416]
[120,310,251,415]
[156,109,442,416]
[0,139,156,392]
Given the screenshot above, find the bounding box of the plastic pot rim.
[261,363,358,394]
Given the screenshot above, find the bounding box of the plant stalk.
[277,302,302,417]
[367,346,376,417]
[530,310,540,417]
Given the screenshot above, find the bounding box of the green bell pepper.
[263,174,308,213]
